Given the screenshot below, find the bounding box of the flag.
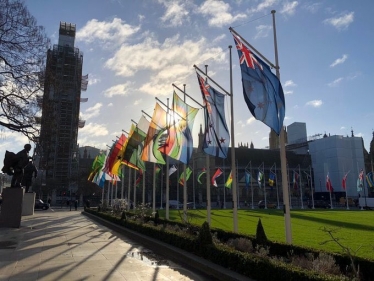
[326,173,333,192]
[155,92,199,164]
[293,171,299,190]
[197,168,206,184]
[257,170,263,188]
[211,168,223,187]
[169,165,177,176]
[87,152,106,181]
[342,173,348,190]
[142,103,167,164]
[357,169,364,191]
[245,170,251,189]
[196,72,230,158]
[232,32,285,135]
[155,165,161,175]
[269,172,275,187]
[135,170,143,187]
[179,166,192,186]
[366,172,374,188]
[122,116,150,171]
[225,170,233,188]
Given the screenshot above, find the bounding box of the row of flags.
[88,29,287,188]
[327,169,374,193]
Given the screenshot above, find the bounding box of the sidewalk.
[0,208,210,281]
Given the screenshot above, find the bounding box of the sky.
[1,0,374,159]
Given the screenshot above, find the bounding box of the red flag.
[211,168,223,187]
[342,173,348,190]
[326,173,333,192]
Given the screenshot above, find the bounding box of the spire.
[351,127,354,137]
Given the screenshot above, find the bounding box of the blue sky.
[2,0,373,158]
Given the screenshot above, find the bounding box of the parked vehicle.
[258,200,277,209]
[169,200,183,209]
[35,199,49,210]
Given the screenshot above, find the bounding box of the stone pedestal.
[0,187,25,228]
[22,192,36,216]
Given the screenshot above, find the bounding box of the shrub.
[121,211,127,221]
[227,237,254,253]
[198,221,213,246]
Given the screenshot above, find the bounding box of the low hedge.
[84,209,361,281]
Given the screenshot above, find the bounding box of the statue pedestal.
[22,192,35,216]
[0,187,25,228]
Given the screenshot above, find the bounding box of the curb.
[82,211,254,281]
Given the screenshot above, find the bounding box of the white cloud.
[340,126,345,130]
[81,103,102,120]
[76,18,140,47]
[254,25,272,39]
[134,99,142,105]
[78,122,109,137]
[284,80,297,87]
[108,103,113,107]
[105,35,225,96]
[102,82,133,97]
[197,0,247,27]
[330,54,348,67]
[159,0,189,27]
[306,100,322,107]
[328,77,343,87]
[304,3,321,13]
[284,90,293,95]
[323,12,354,30]
[212,34,226,43]
[88,74,101,85]
[249,0,278,13]
[246,117,256,124]
[280,1,299,15]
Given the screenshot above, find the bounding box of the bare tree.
[0,0,50,140]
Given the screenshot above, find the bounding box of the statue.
[22,158,38,192]
[10,144,32,188]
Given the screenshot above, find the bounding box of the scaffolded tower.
[38,22,87,192]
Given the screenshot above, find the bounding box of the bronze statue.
[10,144,32,188]
[22,158,38,192]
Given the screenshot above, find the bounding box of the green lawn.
[160,208,374,260]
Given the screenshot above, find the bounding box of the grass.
[159,208,374,260]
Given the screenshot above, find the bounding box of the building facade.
[38,22,86,192]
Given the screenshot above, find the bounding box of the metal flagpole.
[250,162,254,209]
[271,10,292,242]
[183,83,188,221]
[299,165,304,209]
[345,170,350,210]
[223,158,226,209]
[274,163,280,209]
[142,169,145,204]
[229,45,238,232]
[127,167,131,211]
[160,165,163,209]
[309,166,315,209]
[121,165,125,199]
[237,160,240,209]
[204,65,211,224]
[153,163,156,213]
[262,163,267,209]
[133,169,137,209]
[165,98,170,219]
[193,158,196,209]
[288,165,292,209]
[177,166,180,209]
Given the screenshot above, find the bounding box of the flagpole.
[223,158,226,209]
[183,83,188,222]
[229,45,238,233]
[275,163,280,209]
[160,165,163,209]
[345,170,350,210]
[205,65,211,225]
[177,166,180,209]
[310,166,315,209]
[250,162,254,209]
[237,159,240,209]
[153,163,156,213]
[299,165,304,209]
[133,168,137,209]
[166,98,170,219]
[127,166,131,210]
[288,165,292,209]
[121,165,125,199]
[271,10,291,243]
[262,163,267,209]
[142,169,145,205]
[193,158,196,209]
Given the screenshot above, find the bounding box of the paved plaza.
[0,207,223,281]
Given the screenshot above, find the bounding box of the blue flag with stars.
[196,72,230,158]
[232,32,285,135]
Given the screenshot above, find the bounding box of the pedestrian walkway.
[0,208,210,281]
